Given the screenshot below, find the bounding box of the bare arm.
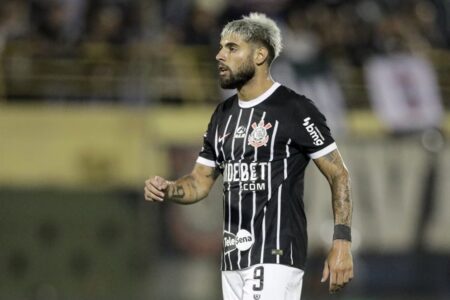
[144,163,220,205]
[314,149,352,227]
[313,149,353,294]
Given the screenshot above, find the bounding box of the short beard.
[219,60,255,89]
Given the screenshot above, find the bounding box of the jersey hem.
[308,142,337,159]
[221,262,305,272]
[196,156,216,167]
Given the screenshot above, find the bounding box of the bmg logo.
[302,117,325,146]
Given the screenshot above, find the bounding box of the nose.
[216,48,225,62]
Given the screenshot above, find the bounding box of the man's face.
[216,34,256,89]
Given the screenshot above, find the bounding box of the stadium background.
[0,0,449,299]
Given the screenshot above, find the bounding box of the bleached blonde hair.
[221,12,283,64]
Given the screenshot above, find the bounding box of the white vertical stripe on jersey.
[231,109,242,161]
[222,193,226,270]
[231,109,243,268]
[268,120,279,200]
[290,242,294,265]
[245,108,257,267]
[243,108,255,267]
[260,119,278,264]
[223,116,232,269]
[285,138,293,266]
[284,139,291,179]
[220,115,232,160]
[220,115,233,270]
[260,206,266,265]
[248,191,256,267]
[242,108,254,158]
[237,180,243,268]
[214,127,219,159]
[276,184,283,264]
[227,189,232,270]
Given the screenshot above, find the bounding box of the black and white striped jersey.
[196,83,337,271]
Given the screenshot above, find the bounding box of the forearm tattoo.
[170,185,186,199]
[317,151,352,226]
[166,167,219,204]
[166,174,196,204]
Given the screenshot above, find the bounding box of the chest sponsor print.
[223,229,254,254]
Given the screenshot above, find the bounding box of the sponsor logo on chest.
[234,125,247,138]
[223,229,254,254]
[223,162,268,191]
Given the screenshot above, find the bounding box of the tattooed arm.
[314,149,352,227]
[313,149,354,294]
[144,163,220,205]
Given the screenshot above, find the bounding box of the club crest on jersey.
[248,120,272,148]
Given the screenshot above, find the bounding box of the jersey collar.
[238,82,281,108]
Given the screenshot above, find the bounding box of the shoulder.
[275,85,319,112]
[216,94,237,113]
[209,94,237,122]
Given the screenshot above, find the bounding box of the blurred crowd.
[0,0,449,134]
[1,0,449,58]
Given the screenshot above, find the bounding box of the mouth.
[218,64,229,76]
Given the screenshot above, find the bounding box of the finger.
[337,270,345,286]
[342,270,351,285]
[159,178,169,190]
[334,270,345,293]
[146,191,163,202]
[321,261,329,283]
[144,187,164,202]
[345,269,354,283]
[146,182,165,198]
[154,176,168,190]
[330,270,338,293]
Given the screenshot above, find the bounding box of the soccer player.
[145,12,353,300]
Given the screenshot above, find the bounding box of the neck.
[237,70,274,101]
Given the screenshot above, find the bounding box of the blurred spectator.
[0,0,30,100]
[364,14,444,134]
[30,0,80,57]
[86,5,127,46]
[364,13,445,253]
[273,4,348,135]
[0,0,29,42]
[182,4,218,46]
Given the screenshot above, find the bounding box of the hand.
[144,176,169,202]
[321,239,354,294]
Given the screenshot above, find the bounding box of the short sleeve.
[292,97,337,159]
[196,107,219,167]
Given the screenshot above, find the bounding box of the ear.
[254,47,269,66]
